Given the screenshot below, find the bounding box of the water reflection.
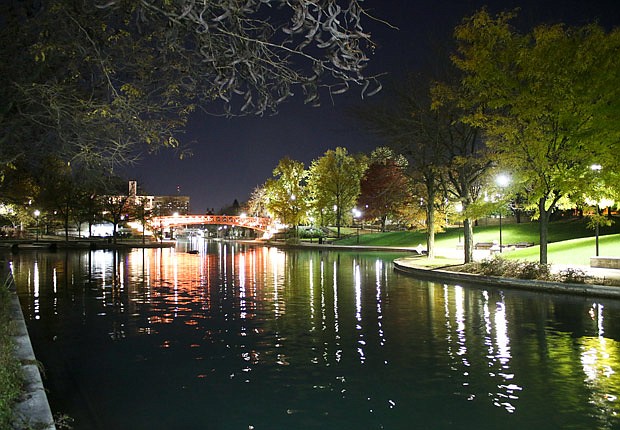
[8,244,620,429]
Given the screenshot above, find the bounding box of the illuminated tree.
[129,197,155,245]
[357,75,456,258]
[247,185,270,218]
[99,178,132,244]
[431,80,492,263]
[264,157,308,232]
[453,10,620,263]
[357,147,410,232]
[36,159,85,240]
[307,147,367,237]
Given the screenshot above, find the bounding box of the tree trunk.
[463,218,474,263]
[64,213,69,242]
[426,186,436,259]
[336,207,341,238]
[538,197,550,265]
[381,215,387,232]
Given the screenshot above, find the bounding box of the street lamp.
[591,164,602,256]
[496,174,511,253]
[34,210,40,241]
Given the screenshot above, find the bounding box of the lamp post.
[591,164,602,256]
[34,210,40,241]
[496,174,510,253]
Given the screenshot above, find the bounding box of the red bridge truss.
[150,214,273,232]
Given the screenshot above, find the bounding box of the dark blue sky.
[126,0,620,213]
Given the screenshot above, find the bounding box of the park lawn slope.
[335,218,620,250]
[504,234,620,266]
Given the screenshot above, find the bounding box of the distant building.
[129,180,190,216]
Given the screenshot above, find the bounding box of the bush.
[298,227,325,239]
[0,279,22,429]
[557,268,588,284]
[460,255,552,280]
[515,261,552,280]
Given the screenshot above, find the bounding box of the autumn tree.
[247,185,270,218]
[453,10,620,263]
[357,147,410,232]
[99,177,132,244]
[36,159,87,240]
[129,197,155,244]
[264,157,309,233]
[307,147,367,237]
[431,80,492,263]
[357,75,456,258]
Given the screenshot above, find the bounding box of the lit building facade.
[129,181,190,216]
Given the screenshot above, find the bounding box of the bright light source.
[496,173,510,188]
[591,164,602,171]
[34,210,40,217]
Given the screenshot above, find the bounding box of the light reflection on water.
[8,242,620,429]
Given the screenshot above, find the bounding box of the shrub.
[459,255,552,280]
[515,261,552,280]
[0,278,22,429]
[557,268,588,284]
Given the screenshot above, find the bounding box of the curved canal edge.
[394,258,620,300]
[8,285,56,429]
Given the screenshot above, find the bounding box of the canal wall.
[394,259,620,300]
[3,263,56,430]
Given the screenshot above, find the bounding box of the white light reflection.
[33,260,40,320]
[482,291,521,413]
[173,248,179,313]
[332,260,342,362]
[580,303,620,419]
[239,253,246,319]
[375,260,385,347]
[354,260,365,363]
[269,247,285,317]
[309,258,315,328]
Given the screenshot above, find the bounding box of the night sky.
[124,0,620,213]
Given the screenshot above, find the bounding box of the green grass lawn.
[505,234,620,265]
[333,217,620,265]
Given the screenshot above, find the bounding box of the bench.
[511,242,535,248]
[590,256,620,269]
[475,241,502,253]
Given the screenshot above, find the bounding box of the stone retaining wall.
[591,256,620,269]
[6,268,56,430]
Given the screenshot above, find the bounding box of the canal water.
[8,241,620,429]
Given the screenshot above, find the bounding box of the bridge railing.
[149,214,273,232]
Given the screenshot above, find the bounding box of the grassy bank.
[0,277,21,428]
[505,234,620,265]
[333,218,620,265]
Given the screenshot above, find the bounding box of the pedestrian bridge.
[150,214,273,232]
